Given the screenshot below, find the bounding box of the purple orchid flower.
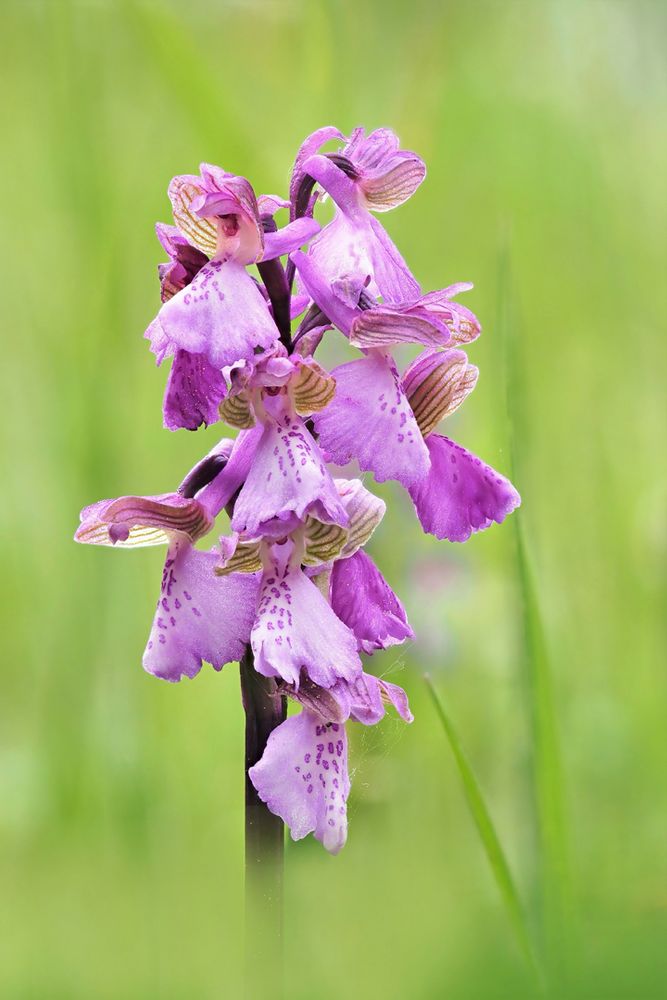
[151,223,226,432]
[401,349,521,540]
[249,668,413,854]
[289,252,519,541]
[215,473,399,686]
[290,126,425,301]
[214,343,348,537]
[75,484,258,682]
[146,165,321,432]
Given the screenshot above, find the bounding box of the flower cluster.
[75,127,520,853]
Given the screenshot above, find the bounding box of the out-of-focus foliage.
[1,1,665,997]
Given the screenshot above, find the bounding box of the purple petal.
[75,493,213,547]
[231,411,348,537]
[155,222,188,258]
[379,679,414,723]
[359,155,426,211]
[258,193,290,216]
[300,154,362,218]
[343,128,426,211]
[304,211,419,305]
[330,670,414,725]
[417,287,481,344]
[143,543,258,682]
[196,426,263,518]
[306,213,378,303]
[350,305,451,350]
[292,322,329,357]
[261,217,321,261]
[290,291,310,319]
[163,349,227,431]
[312,352,430,489]
[289,127,346,216]
[252,540,361,689]
[147,260,279,370]
[367,215,420,302]
[290,249,358,334]
[408,434,521,542]
[331,550,414,654]
[345,672,386,725]
[249,710,350,854]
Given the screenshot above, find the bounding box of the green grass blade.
[498,241,572,975]
[425,676,544,992]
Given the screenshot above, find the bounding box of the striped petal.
[349,306,450,350]
[75,494,213,548]
[302,518,349,567]
[215,534,262,576]
[402,349,479,438]
[168,175,218,256]
[360,155,426,212]
[418,288,481,345]
[335,479,386,559]
[290,358,336,416]
[219,390,256,429]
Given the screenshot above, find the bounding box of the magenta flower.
[146,165,320,431]
[216,344,347,536]
[290,252,518,541]
[290,126,425,301]
[249,669,413,854]
[75,486,258,682]
[215,474,393,692]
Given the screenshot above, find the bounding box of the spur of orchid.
[75,126,520,855]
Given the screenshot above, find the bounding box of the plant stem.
[257,258,292,352]
[239,646,286,998]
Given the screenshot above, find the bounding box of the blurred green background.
[1,1,666,997]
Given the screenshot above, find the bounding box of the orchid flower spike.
[75,127,519,853]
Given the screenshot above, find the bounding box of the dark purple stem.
[240,648,286,997]
[257,257,292,352]
[234,230,291,984]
